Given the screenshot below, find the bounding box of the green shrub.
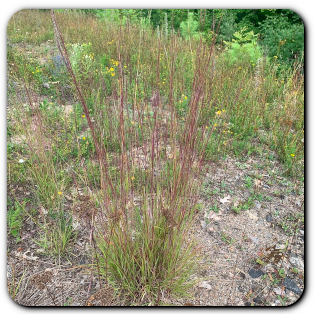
[223,27,265,65]
[180,12,203,41]
[259,14,304,66]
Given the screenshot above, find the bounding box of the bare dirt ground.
[7,155,304,306]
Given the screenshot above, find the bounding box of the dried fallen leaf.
[208,212,221,221]
[254,179,263,188]
[16,249,39,261]
[64,195,73,202]
[220,195,231,204]
[39,206,48,215]
[199,281,212,290]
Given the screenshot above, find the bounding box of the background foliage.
[70,9,303,68]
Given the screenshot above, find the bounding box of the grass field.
[7,9,304,306]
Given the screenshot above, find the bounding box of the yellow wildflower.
[291,154,295,157]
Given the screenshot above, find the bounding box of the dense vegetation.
[7,9,304,305]
[53,9,304,68]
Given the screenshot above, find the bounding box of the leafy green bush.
[217,10,238,42]
[223,27,265,65]
[259,14,304,66]
[180,12,203,41]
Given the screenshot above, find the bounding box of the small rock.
[263,184,270,189]
[253,297,263,304]
[251,283,259,291]
[266,214,273,222]
[299,230,304,235]
[248,269,265,279]
[201,221,207,229]
[248,235,259,244]
[248,212,258,221]
[290,257,304,270]
[283,277,303,295]
[273,287,285,296]
[42,82,50,89]
[238,285,246,292]
[254,201,261,209]
[244,191,251,199]
[257,217,264,225]
[238,272,246,279]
